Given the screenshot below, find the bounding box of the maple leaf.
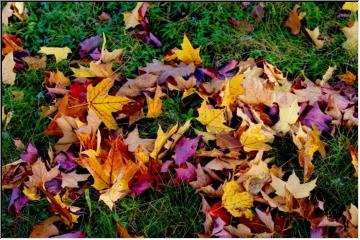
[61,171,90,189]
[222,180,254,219]
[221,74,245,108]
[342,21,358,55]
[173,136,200,165]
[342,2,358,12]
[306,27,324,49]
[54,115,83,153]
[150,124,178,159]
[146,85,163,118]
[196,101,233,134]
[71,61,113,78]
[273,100,300,133]
[349,144,358,177]
[255,208,274,232]
[240,124,274,152]
[117,73,158,97]
[38,46,72,63]
[2,52,16,85]
[271,171,317,199]
[123,2,144,29]
[24,158,59,192]
[142,59,195,83]
[87,78,131,130]
[30,216,61,238]
[124,127,154,152]
[173,34,202,64]
[99,33,123,63]
[284,4,306,35]
[338,71,357,85]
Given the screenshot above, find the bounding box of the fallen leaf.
[117,73,158,97]
[150,124,178,159]
[173,136,200,165]
[2,34,23,55]
[123,2,143,29]
[255,208,274,232]
[349,144,358,177]
[2,52,16,85]
[273,100,300,133]
[338,71,357,85]
[25,158,59,191]
[2,106,13,130]
[71,61,113,78]
[38,47,72,63]
[173,34,202,64]
[271,171,317,199]
[240,124,274,152]
[87,78,131,129]
[23,56,47,70]
[284,4,306,35]
[61,171,90,188]
[124,127,154,152]
[342,2,358,12]
[143,59,195,83]
[30,216,61,238]
[306,27,324,49]
[99,33,123,63]
[98,12,111,21]
[54,116,81,153]
[196,101,233,134]
[222,180,254,218]
[342,21,358,55]
[146,85,163,118]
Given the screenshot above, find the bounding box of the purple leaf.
[52,231,85,238]
[20,143,38,164]
[55,152,77,172]
[302,102,332,132]
[310,227,324,238]
[79,35,101,58]
[132,180,150,196]
[160,160,173,173]
[45,178,62,195]
[8,188,29,215]
[89,48,101,60]
[173,136,200,165]
[212,217,232,238]
[175,162,196,182]
[219,60,238,75]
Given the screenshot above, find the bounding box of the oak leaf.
[87,78,131,129]
[196,101,233,134]
[38,46,71,63]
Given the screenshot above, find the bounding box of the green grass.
[1,1,358,238]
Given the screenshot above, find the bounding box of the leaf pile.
[2,2,358,238]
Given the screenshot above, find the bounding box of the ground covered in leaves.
[1,2,358,238]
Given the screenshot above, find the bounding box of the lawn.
[1,1,358,238]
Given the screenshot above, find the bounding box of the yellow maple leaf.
[146,85,163,118]
[342,21,358,55]
[174,34,202,64]
[123,2,143,29]
[71,61,113,78]
[222,180,254,218]
[305,125,326,157]
[38,46,71,63]
[342,2,358,12]
[87,78,131,130]
[2,52,16,85]
[150,124,178,159]
[273,100,300,133]
[271,171,317,199]
[196,100,233,134]
[221,74,245,108]
[240,124,274,152]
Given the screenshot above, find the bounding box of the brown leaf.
[61,171,90,188]
[216,132,242,151]
[2,160,31,190]
[30,216,61,238]
[189,164,213,189]
[2,34,23,55]
[142,59,195,83]
[23,56,47,70]
[97,12,111,21]
[117,73,158,97]
[284,4,306,35]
